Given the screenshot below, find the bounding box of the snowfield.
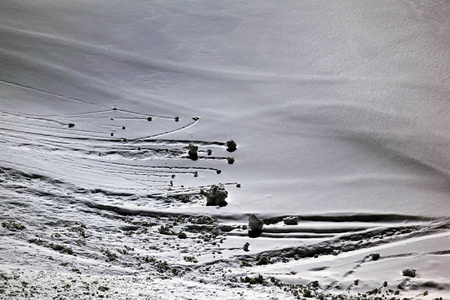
[1,0,449,299]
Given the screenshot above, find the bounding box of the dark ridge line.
[226,231,335,239]
[131,138,226,146]
[228,221,447,267]
[87,188,135,197]
[84,202,197,218]
[0,166,61,183]
[262,226,372,234]
[430,249,450,255]
[262,213,437,224]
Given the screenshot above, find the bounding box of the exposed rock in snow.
[188,143,198,160]
[248,214,264,232]
[226,140,237,152]
[283,216,298,225]
[371,253,380,261]
[205,184,228,207]
[243,242,250,252]
[402,268,417,277]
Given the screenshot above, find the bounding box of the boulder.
[249,214,264,232]
[188,143,198,160]
[402,268,417,277]
[205,184,228,207]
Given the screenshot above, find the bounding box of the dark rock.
[248,214,264,232]
[371,253,380,261]
[226,140,237,152]
[283,216,298,225]
[219,225,234,232]
[398,278,411,290]
[188,143,198,160]
[256,256,270,265]
[243,242,250,252]
[205,184,228,207]
[402,268,417,277]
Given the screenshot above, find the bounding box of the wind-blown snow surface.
[1,0,449,299]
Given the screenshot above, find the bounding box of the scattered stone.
[283,216,298,225]
[402,268,417,277]
[207,149,212,155]
[178,232,187,239]
[112,107,118,110]
[243,242,250,252]
[371,253,380,261]
[227,157,235,164]
[219,225,234,232]
[256,256,270,265]
[226,140,237,152]
[98,286,109,292]
[188,143,198,160]
[192,117,199,121]
[236,183,241,188]
[122,126,126,130]
[147,117,152,121]
[398,278,411,290]
[216,169,222,174]
[205,184,228,207]
[2,221,26,231]
[332,249,341,256]
[242,274,265,285]
[110,132,114,136]
[158,225,173,235]
[248,214,263,233]
[68,123,75,128]
[174,117,179,122]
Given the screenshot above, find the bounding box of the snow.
[1,0,449,299]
